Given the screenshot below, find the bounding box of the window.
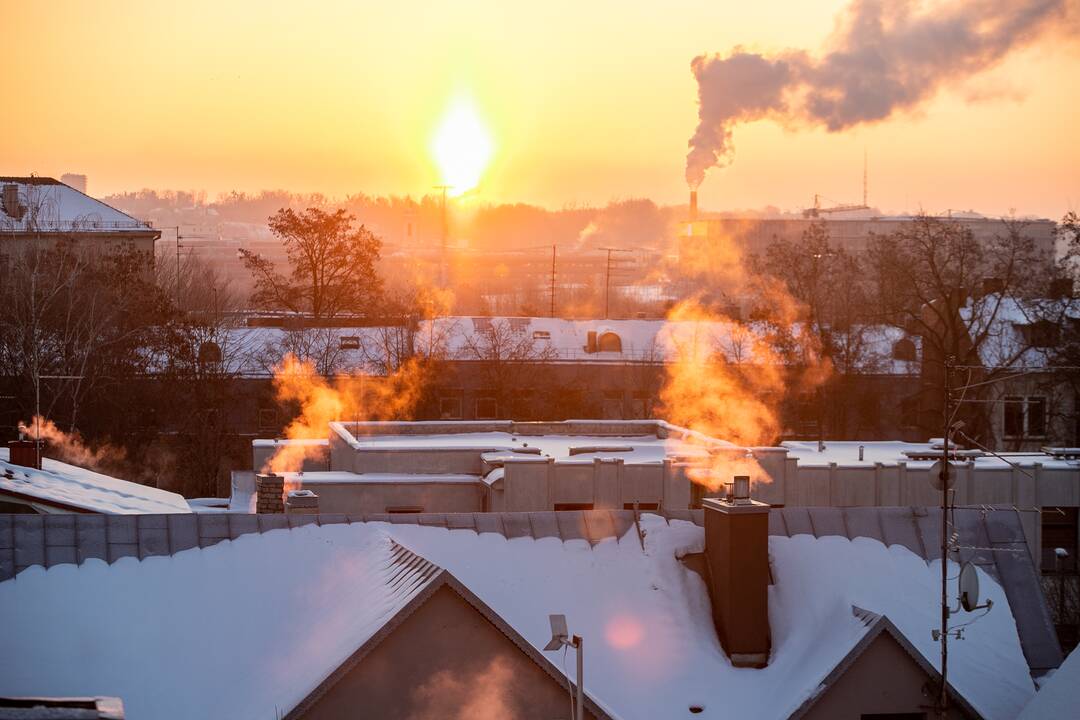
[439,396,463,420]
[1004,396,1048,439]
[532,330,551,340]
[554,503,594,511]
[339,335,360,350]
[624,502,660,511]
[597,332,622,353]
[258,408,279,432]
[1042,507,1078,573]
[197,341,222,366]
[891,337,917,361]
[386,506,424,514]
[475,397,498,420]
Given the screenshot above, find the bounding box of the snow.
[1016,645,1080,719]
[0,525,433,720]
[0,517,1034,720]
[0,179,152,233]
[342,431,706,463]
[0,449,191,515]
[285,471,482,485]
[781,439,1079,471]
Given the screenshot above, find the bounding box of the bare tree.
[457,319,558,418]
[239,207,382,319]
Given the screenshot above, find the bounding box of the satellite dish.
[959,562,980,612]
[928,460,955,492]
[544,614,569,651]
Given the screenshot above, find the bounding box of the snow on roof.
[0,527,440,720]
[0,449,191,514]
[0,177,154,234]
[0,517,1033,720]
[339,430,706,463]
[1017,645,1080,719]
[285,471,482,486]
[959,295,1080,371]
[420,316,918,372]
[781,440,1080,471]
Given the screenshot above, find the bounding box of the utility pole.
[598,247,630,319]
[433,186,451,287]
[938,355,953,720]
[550,244,557,318]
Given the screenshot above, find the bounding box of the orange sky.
[5,0,1079,218]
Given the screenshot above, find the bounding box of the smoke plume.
[686,0,1074,187]
[264,354,432,475]
[18,416,128,472]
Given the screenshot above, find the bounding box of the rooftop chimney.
[285,489,319,515]
[7,440,42,470]
[702,479,770,668]
[689,190,698,221]
[255,473,285,513]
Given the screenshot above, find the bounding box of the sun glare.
[431,96,493,196]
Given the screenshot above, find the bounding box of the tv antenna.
[544,614,584,720]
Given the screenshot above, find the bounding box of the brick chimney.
[7,440,41,470]
[702,478,771,668]
[255,473,285,513]
[285,489,319,515]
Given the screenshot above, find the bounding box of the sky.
[5,0,1079,218]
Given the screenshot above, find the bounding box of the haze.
[5,0,1079,217]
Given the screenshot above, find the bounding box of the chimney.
[689,190,698,221]
[702,478,770,668]
[285,489,319,515]
[255,473,285,513]
[7,440,42,470]
[585,330,598,354]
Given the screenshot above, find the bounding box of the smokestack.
[689,190,698,221]
[285,489,319,515]
[7,440,42,470]
[702,481,770,668]
[255,473,285,513]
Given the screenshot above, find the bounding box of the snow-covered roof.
[0,449,191,514]
[781,440,1080,471]
[419,317,919,372]
[0,177,154,234]
[960,295,1080,371]
[284,471,482,485]
[1017,645,1080,719]
[0,515,1034,720]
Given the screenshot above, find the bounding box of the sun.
[431,96,494,196]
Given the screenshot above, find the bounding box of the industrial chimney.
[689,190,698,221]
[702,477,770,668]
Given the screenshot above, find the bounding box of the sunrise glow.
[431,97,494,196]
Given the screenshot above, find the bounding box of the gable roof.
[0,177,154,234]
[790,606,982,719]
[286,539,611,720]
[0,449,191,515]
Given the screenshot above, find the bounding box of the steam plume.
[18,416,128,472]
[686,0,1073,187]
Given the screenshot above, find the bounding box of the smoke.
[409,657,519,720]
[264,353,432,475]
[658,224,829,492]
[17,416,129,472]
[686,0,1074,187]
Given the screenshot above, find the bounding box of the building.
[0,502,1057,719]
[0,443,192,515]
[684,214,1059,269]
[0,177,159,266]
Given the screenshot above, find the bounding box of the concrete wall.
[499,458,687,512]
[299,584,598,720]
[803,631,971,720]
[299,481,485,514]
